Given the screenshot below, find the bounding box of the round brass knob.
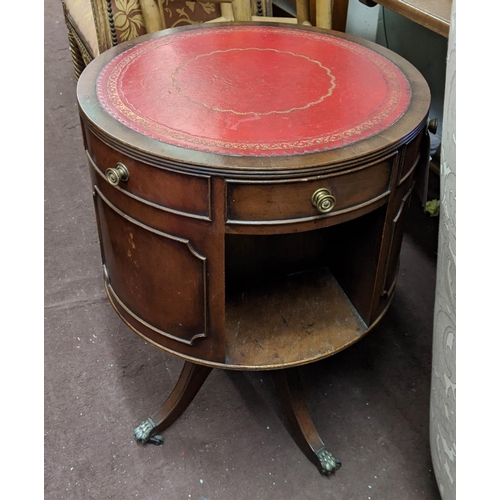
[428,118,438,135]
[311,188,336,214]
[105,163,129,186]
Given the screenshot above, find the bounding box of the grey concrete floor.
[44,1,441,498]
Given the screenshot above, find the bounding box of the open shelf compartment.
[222,206,390,370]
[225,266,367,369]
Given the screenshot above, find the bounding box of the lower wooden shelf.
[225,267,368,370]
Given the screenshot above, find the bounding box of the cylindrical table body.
[77,23,431,371]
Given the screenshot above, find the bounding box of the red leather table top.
[97,26,411,156]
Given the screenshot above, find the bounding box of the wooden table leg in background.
[133,361,213,445]
[272,368,342,476]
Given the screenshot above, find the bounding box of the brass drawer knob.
[105,163,129,186]
[428,118,438,134]
[311,188,336,214]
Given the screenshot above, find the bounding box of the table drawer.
[227,156,395,225]
[85,131,211,220]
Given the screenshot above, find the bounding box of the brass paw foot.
[133,417,164,445]
[316,447,342,475]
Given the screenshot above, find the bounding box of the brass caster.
[316,447,342,476]
[133,417,164,445]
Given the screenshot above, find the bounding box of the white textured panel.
[430,1,456,499]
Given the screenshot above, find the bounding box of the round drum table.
[77,22,431,475]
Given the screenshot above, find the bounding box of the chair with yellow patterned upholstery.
[62,0,231,78]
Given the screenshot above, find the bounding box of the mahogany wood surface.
[359,0,451,38]
[78,22,430,370]
[272,368,341,474]
[149,361,213,434]
[226,155,393,225]
[225,267,367,369]
[77,22,431,474]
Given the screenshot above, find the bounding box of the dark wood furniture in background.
[77,22,431,475]
[359,0,452,38]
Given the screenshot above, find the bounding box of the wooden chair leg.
[272,368,341,475]
[133,361,212,445]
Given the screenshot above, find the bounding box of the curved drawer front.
[226,155,395,226]
[86,131,211,220]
